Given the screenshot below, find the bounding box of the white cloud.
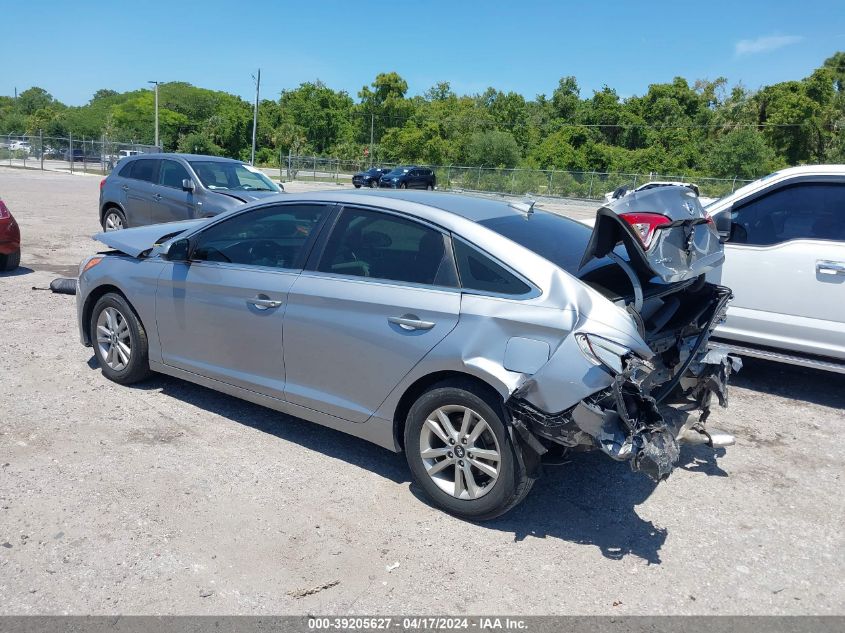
[735,34,803,56]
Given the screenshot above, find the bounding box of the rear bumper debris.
[506,285,739,481]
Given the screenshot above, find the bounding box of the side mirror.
[164,238,191,262]
[182,178,195,192]
[713,211,732,242]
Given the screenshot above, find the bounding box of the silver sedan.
[76,190,736,519]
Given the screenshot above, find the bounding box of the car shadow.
[459,452,667,564]
[731,356,845,410]
[125,370,411,485]
[0,265,34,277]
[89,359,700,564]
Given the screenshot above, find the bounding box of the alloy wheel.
[419,405,501,500]
[104,212,123,231]
[96,307,132,371]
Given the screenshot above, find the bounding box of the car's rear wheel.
[102,207,126,231]
[0,249,20,271]
[90,293,151,385]
[426,183,434,191]
[404,385,532,520]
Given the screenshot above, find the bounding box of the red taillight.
[99,178,106,191]
[0,200,10,220]
[620,212,671,249]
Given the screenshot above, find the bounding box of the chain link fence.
[0,133,160,175]
[281,154,753,201]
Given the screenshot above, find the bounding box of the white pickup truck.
[705,165,845,373]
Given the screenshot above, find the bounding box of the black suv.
[379,166,436,189]
[352,167,390,188]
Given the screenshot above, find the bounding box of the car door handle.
[816,260,845,275]
[388,315,435,331]
[247,296,283,310]
[153,193,162,201]
[121,185,129,191]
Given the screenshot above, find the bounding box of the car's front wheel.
[90,293,151,385]
[399,182,407,189]
[404,384,532,520]
[0,249,20,271]
[354,184,361,189]
[369,180,378,189]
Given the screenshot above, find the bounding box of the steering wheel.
[247,239,286,265]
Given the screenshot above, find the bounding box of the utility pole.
[251,69,261,166]
[369,111,374,168]
[147,81,160,149]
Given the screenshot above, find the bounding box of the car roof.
[285,189,526,223]
[126,153,243,163]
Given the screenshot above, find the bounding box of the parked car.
[352,167,390,188]
[606,181,701,202]
[706,165,845,373]
[98,153,284,231]
[0,197,21,271]
[379,166,436,189]
[76,190,736,519]
[65,148,101,162]
[9,140,31,154]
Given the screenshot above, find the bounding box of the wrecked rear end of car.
[503,189,738,481]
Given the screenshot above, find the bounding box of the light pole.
[251,69,261,165]
[147,81,160,149]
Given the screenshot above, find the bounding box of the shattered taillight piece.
[620,212,671,249]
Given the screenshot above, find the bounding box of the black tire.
[404,384,531,521]
[369,180,378,189]
[89,292,151,385]
[101,206,126,231]
[399,182,407,189]
[426,183,434,191]
[0,249,20,271]
[354,184,361,189]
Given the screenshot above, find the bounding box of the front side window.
[191,204,328,269]
[318,207,457,286]
[453,239,531,296]
[189,161,279,192]
[159,160,190,189]
[730,182,845,245]
[129,159,159,183]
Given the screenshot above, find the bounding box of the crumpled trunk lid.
[580,185,724,284]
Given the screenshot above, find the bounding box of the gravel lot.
[0,167,843,615]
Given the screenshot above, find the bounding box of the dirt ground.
[0,166,843,615]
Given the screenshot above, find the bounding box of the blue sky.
[1,0,842,105]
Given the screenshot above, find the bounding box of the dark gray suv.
[99,153,284,230]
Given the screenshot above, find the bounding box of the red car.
[0,198,21,271]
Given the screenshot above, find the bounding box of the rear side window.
[159,160,190,188]
[118,162,133,177]
[129,159,159,183]
[192,204,328,270]
[453,239,531,296]
[318,207,457,286]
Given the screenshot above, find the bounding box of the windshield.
[365,168,383,175]
[387,168,410,176]
[189,161,279,192]
[478,211,624,276]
